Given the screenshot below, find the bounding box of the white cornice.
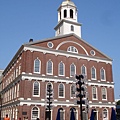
[21,74,114,88]
[23,46,112,64]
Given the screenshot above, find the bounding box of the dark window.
[70,9,73,18]
[71,25,74,31]
[64,10,67,18]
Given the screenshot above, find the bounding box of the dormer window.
[70,9,73,18]
[67,46,78,53]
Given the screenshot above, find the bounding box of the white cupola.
[54,0,82,37]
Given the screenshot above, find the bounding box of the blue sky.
[0,0,120,99]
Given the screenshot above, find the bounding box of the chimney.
[29,39,33,42]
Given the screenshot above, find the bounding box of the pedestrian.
[36,118,39,120]
[4,114,10,120]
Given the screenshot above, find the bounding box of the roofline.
[25,33,112,61]
[2,45,24,76]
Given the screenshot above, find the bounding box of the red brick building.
[1,0,115,120]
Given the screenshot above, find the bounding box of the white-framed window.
[70,84,76,98]
[67,46,78,53]
[33,81,40,97]
[103,108,108,120]
[102,87,107,100]
[58,61,65,76]
[46,60,53,75]
[34,58,41,73]
[58,83,65,98]
[92,86,97,100]
[31,107,39,120]
[81,65,87,76]
[70,63,76,77]
[100,68,106,81]
[91,67,96,80]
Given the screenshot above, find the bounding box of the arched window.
[70,63,76,77]
[70,84,76,98]
[71,25,74,31]
[70,108,77,120]
[100,68,106,80]
[31,107,39,119]
[58,62,65,76]
[59,83,64,98]
[70,9,73,18]
[33,81,40,96]
[47,60,53,75]
[67,46,78,53]
[64,9,67,18]
[91,67,96,80]
[92,86,97,100]
[102,87,107,100]
[81,65,87,76]
[34,59,40,73]
[103,109,108,119]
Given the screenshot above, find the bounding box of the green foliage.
[117,100,120,105]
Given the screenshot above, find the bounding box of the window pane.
[81,66,86,75]
[71,85,75,97]
[34,82,39,95]
[102,88,106,99]
[91,67,95,79]
[47,60,52,74]
[34,59,40,73]
[92,87,97,99]
[59,84,64,97]
[70,64,75,76]
[32,107,39,119]
[59,62,64,75]
[101,68,105,80]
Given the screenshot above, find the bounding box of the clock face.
[90,50,95,56]
[47,42,53,48]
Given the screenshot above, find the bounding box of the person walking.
[4,114,10,120]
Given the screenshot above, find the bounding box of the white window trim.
[70,63,76,77]
[81,65,87,76]
[103,108,108,120]
[92,86,98,100]
[102,87,107,100]
[100,68,106,81]
[33,81,40,97]
[91,66,97,80]
[58,83,65,98]
[31,106,40,120]
[34,58,41,74]
[46,60,53,75]
[58,61,65,76]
